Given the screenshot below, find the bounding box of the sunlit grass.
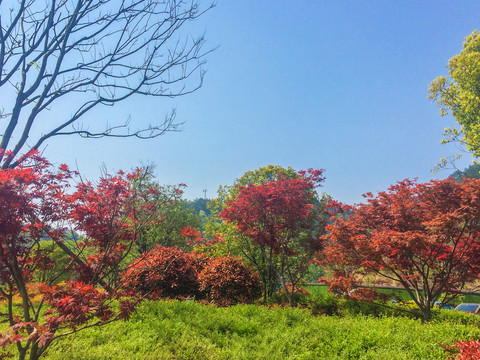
[39,300,480,360]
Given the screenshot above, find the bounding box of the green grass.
[305,285,329,296]
[306,285,480,304]
[462,292,480,303]
[38,300,480,360]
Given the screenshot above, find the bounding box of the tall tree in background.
[450,163,480,181]
[322,178,480,320]
[429,30,480,163]
[140,200,202,252]
[0,0,213,168]
[126,167,198,253]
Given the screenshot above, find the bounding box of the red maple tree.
[220,169,327,306]
[322,178,480,319]
[0,153,167,359]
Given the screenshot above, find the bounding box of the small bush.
[338,298,421,319]
[282,283,310,296]
[123,246,199,299]
[431,308,480,326]
[270,284,312,307]
[319,275,356,297]
[304,294,423,319]
[306,294,341,316]
[198,256,262,305]
[348,288,392,303]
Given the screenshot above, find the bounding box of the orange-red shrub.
[124,246,199,298]
[320,276,391,303]
[320,275,356,297]
[277,283,310,296]
[198,256,262,305]
[188,252,211,274]
[348,288,392,303]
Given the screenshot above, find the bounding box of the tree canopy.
[450,163,480,181]
[429,30,480,160]
[0,153,177,359]
[322,178,480,320]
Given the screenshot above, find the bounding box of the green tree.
[129,169,201,253]
[143,200,202,251]
[187,198,212,217]
[185,198,212,232]
[450,163,480,181]
[429,30,480,160]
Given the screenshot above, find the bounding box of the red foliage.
[0,153,153,358]
[180,226,224,250]
[348,288,392,303]
[188,252,211,274]
[68,170,152,284]
[123,246,199,298]
[41,282,113,329]
[320,275,357,297]
[320,276,391,303]
[0,152,73,286]
[278,283,310,296]
[219,170,329,305]
[322,178,480,318]
[180,226,201,241]
[444,339,480,360]
[220,176,321,253]
[198,256,262,305]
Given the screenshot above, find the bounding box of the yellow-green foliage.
[41,300,480,360]
[429,30,480,159]
[33,240,76,284]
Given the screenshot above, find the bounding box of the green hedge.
[41,300,480,360]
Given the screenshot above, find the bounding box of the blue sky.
[42,1,480,204]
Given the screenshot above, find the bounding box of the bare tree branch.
[0,0,215,168]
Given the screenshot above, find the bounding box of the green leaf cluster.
[429,30,480,158]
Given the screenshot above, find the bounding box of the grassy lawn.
[35,300,480,360]
[306,285,480,304]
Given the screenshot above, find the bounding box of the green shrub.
[338,299,422,319]
[431,308,480,326]
[306,293,340,316]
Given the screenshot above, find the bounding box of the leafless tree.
[0,0,214,168]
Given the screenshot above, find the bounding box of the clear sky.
[41,1,480,204]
